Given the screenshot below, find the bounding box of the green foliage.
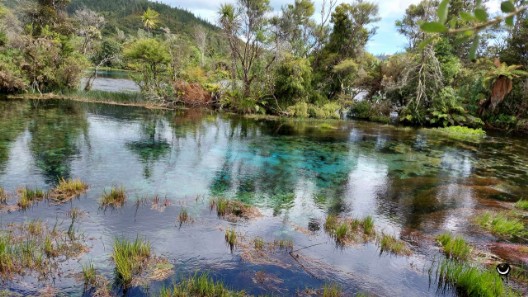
[322,283,342,297]
[436,260,514,297]
[274,56,313,106]
[379,234,411,256]
[100,186,127,208]
[476,211,526,239]
[124,38,171,100]
[514,200,528,211]
[159,273,246,297]
[112,236,151,286]
[349,100,391,123]
[436,233,471,261]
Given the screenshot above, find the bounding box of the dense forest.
[0,0,527,133]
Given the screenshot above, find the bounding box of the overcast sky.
[159,0,502,55]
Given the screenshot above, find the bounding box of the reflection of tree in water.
[0,100,30,172]
[28,101,88,184]
[126,115,170,178]
[210,119,356,215]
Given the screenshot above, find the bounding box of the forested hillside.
[67,0,217,35]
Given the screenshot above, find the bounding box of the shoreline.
[5,93,528,136]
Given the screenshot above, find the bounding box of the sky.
[159,0,503,55]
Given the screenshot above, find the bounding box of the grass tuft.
[224,228,237,253]
[322,283,342,297]
[50,178,88,202]
[159,273,246,297]
[514,199,528,211]
[362,216,375,236]
[436,233,471,261]
[476,211,526,239]
[379,234,411,256]
[335,223,349,245]
[112,236,151,286]
[210,198,259,221]
[324,215,377,245]
[436,259,514,297]
[0,188,7,204]
[178,208,190,227]
[100,186,127,209]
[254,237,265,250]
[82,262,97,289]
[17,187,46,209]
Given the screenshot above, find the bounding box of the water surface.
[0,99,526,296]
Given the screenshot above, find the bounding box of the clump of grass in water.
[436,233,471,261]
[273,239,294,251]
[515,199,528,211]
[379,234,411,256]
[324,215,376,245]
[100,186,127,209]
[362,216,375,236]
[335,223,349,245]
[0,188,7,204]
[112,236,151,287]
[476,211,526,239]
[254,237,265,250]
[17,187,46,209]
[225,228,237,253]
[0,235,16,276]
[210,197,259,220]
[178,208,190,227]
[50,178,88,202]
[435,259,514,297]
[27,220,44,236]
[322,283,342,297]
[82,262,97,289]
[159,273,246,297]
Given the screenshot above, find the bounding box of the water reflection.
[0,99,527,295]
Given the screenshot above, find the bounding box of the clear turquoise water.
[0,99,526,296]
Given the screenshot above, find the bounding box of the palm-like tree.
[479,59,528,114]
[142,8,160,32]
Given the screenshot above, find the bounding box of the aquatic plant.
[436,233,471,261]
[159,273,246,297]
[0,188,7,204]
[435,259,514,297]
[427,126,486,141]
[379,234,411,256]
[17,187,46,209]
[43,236,57,258]
[476,211,526,239]
[100,186,127,208]
[27,220,43,236]
[178,208,190,227]
[324,215,377,245]
[82,262,97,289]
[0,235,15,276]
[335,223,349,244]
[210,198,260,221]
[224,228,237,252]
[322,283,343,297]
[254,237,265,250]
[361,216,375,236]
[515,199,528,211]
[273,239,294,251]
[112,236,151,286]
[324,215,338,232]
[50,178,88,202]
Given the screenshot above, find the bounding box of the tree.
[276,0,316,57]
[193,25,207,67]
[84,39,122,91]
[274,56,312,107]
[124,38,171,100]
[218,0,275,98]
[74,8,105,55]
[142,8,160,33]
